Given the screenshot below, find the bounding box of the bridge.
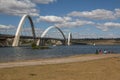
[0,15,72,47]
[0,34,65,40]
[0,34,68,47]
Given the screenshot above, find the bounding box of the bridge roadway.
[0,34,65,41]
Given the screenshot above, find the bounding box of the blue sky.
[0,0,120,38]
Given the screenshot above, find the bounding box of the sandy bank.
[0,54,120,68]
[0,54,120,80]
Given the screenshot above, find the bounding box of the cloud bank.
[0,24,15,29]
[31,0,56,4]
[96,22,120,31]
[0,0,55,16]
[1,1,120,38]
[68,9,120,20]
[55,19,95,28]
[36,8,120,32]
[37,15,71,23]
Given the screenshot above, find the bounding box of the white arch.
[67,32,72,45]
[37,26,66,46]
[12,14,36,47]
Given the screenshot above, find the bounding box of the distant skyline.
[0,0,120,38]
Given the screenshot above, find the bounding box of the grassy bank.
[0,55,120,80]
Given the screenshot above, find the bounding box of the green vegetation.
[31,42,50,49]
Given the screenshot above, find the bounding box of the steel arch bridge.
[36,26,66,46]
[11,14,71,47]
[12,14,36,47]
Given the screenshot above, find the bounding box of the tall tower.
[67,32,72,46]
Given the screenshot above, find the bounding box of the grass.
[31,42,50,49]
[32,46,50,49]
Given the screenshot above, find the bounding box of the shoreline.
[0,53,120,69]
[0,54,120,80]
[0,53,95,63]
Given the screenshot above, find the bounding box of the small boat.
[53,45,56,47]
[93,43,96,46]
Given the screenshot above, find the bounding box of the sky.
[0,0,120,38]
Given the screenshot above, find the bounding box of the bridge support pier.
[61,40,66,45]
[36,38,45,46]
[0,39,9,47]
[40,38,45,46]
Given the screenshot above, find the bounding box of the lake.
[0,45,120,62]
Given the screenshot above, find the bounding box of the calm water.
[0,45,120,62]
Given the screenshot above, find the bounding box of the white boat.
[93,43,96,46]
[53,45,56,47]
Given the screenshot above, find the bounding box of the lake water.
[0,45,120,62]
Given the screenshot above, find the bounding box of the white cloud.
[0,0,39,16]
[68,9,115,20]
[115,8,120,18]
[0,24,15,29]
[37,15,94,28]
[31,0,56,4]
[104,22,120,27]
[55,19,95,28]
[96,24,109,31]
[37,15,72,23]
[0,0,55,16]
[96,22,120,31]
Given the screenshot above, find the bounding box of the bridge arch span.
[12,14,36,47]
[37,26,66,46]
